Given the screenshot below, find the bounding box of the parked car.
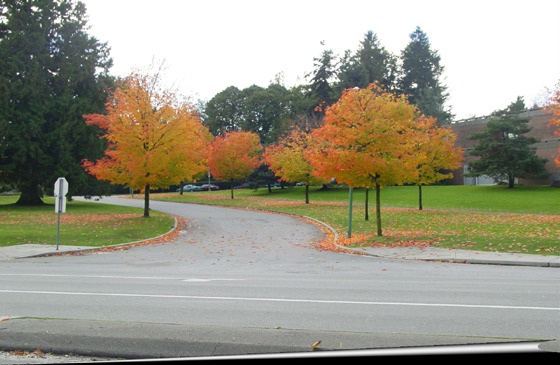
[200,184,220,191]
[176,184,203,192]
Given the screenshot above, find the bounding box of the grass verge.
[0,196,176,248]
[153,185,560,256]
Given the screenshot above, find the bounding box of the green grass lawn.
[189,184,559,214]
[153,185,560,255]
[0,196,176,248]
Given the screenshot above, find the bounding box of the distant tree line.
[202,26,452,148]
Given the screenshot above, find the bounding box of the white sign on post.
[54,177,68,213]
[54,177,68,250]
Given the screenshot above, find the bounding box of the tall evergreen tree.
[335,49,366,93]
[398,26,452,123]
[336,31,398,94]
[466,97,549,188]
[357,31,397,90]
[306,41,337,110]
[0,0,113,205]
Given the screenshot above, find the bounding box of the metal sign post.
[54,177,68,250]
[348,187,353,238]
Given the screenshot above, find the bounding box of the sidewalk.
[343,245,560,267]
[0,244,99,261]
[2,242,559,267]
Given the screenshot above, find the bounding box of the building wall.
[446,108,560,186]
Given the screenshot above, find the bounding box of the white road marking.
[0,273,241,282]
[0,289,558,311]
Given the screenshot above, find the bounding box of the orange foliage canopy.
[263,127,330,203]
[407,115,464,186]
[208,130,261,184]
[263,127,330,186]
[82,72,211,191]
[308,84,419,189]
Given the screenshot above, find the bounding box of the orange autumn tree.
[308,84,419,236]
[407,116,464,210]
[83,71,211,217]
[544,80,560,166]
[208,131,262,199]
[263,127,330,204]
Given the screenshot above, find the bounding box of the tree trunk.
[418,184,423,210]
[16,184,44,206]
[230,179,234,199]
[365,188,369,221]
[144,184,150,217]
[375,184,382,236]
[508,175,515,188]
[305,184,309,204]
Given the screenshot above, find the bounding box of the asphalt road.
[0,197,558,360]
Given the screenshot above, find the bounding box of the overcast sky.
[81,0,560,120]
